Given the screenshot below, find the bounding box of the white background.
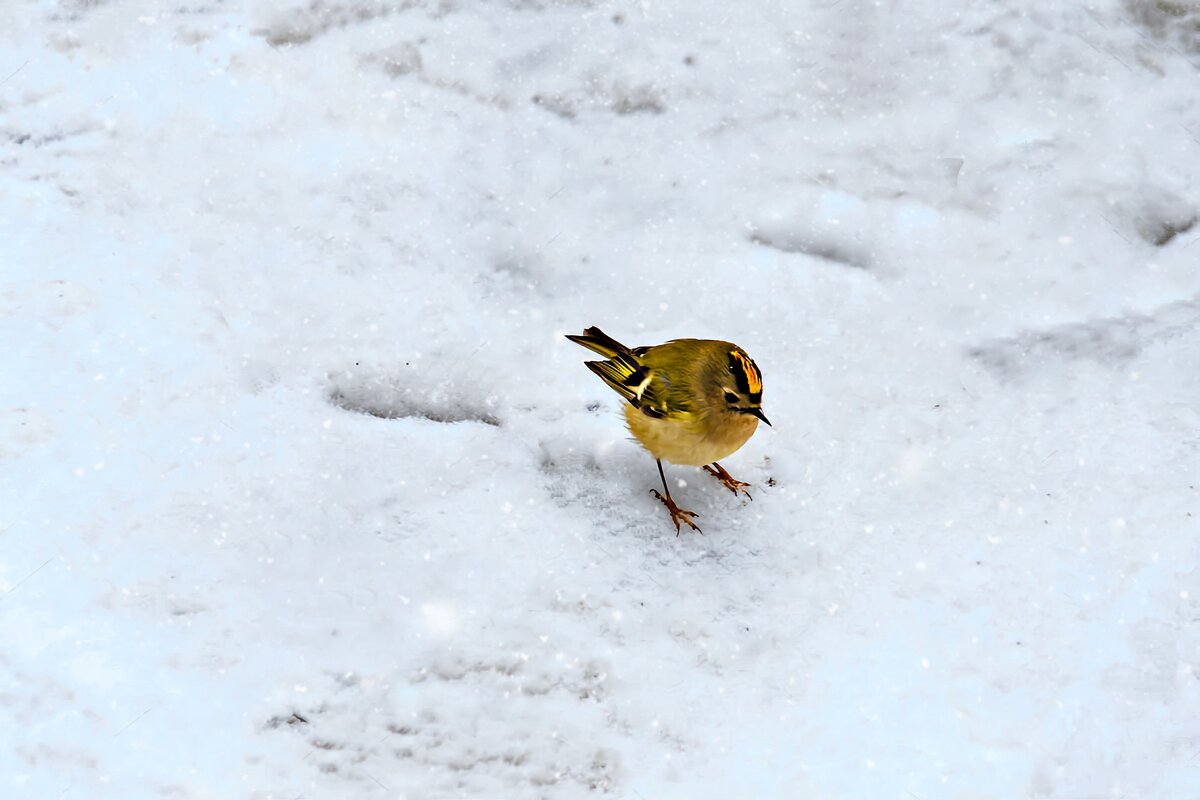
[2,1,1199,798]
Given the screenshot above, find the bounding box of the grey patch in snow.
[367,40,510,112]
[264,667,620,793]
[168,602,207,616]
[476,251,560,298]
[369,42,423,77]
[1125,0,1200,55]
[968,294,1200,379]
[45,2,114,23]
[327,369,500,426]
[532,80,666,119]
[534,82,665,118]
[3,124,104,149]
[532,92,577,119]
[1136,210,1197,247]
[264,712,310,729]
[420,74,513,110]
[505,0,603,11]
[610,83,666,115]
[416,652,611,705]
[256,1,422,47]
[938,156,965,188]
[748,227,871,269]
[239,359,280,394]
[1102,190,1198,247]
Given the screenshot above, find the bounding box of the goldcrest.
[566,326,769,534]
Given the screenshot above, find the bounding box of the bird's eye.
[724,392,739,403]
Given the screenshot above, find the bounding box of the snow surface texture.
[2,1,1199,798]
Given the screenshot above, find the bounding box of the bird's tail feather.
[565,326,634,362]
[567,327,650,408]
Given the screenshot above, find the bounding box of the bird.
[565,326,770,534]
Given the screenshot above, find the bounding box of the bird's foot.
[704,463,753,500]
[649,489,702,536]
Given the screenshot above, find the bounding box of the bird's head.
[721,348,770,426]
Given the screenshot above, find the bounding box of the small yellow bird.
[566,326,770,534]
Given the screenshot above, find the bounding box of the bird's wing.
[583,359,690,420]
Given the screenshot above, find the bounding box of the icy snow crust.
[2,1,1199,797]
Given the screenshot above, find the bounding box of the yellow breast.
[623,405,759,466]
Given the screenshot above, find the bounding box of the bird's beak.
[749,408,772,427]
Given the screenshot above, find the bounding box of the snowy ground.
[3,1,1200,798]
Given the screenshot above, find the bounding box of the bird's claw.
[650,489,702,535]
[704,464,753,500]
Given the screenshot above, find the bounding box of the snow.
[2,0,1199,797]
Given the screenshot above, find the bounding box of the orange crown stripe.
[731,350,762,394]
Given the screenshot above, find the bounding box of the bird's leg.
[649,459,702,535]
[703,462,753,500]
